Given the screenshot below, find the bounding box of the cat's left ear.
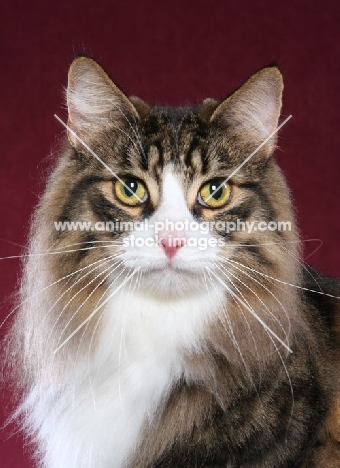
[66,57,142,148]
[210,67,283,157]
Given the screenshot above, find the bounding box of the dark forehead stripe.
[178,111,210,173]
[146,142,164,178]
[136,109,176,170]
[141,106,206,166]
[179,124,204,169]
[142,106,211,178]
[184,139,209,176]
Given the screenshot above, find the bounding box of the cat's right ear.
[66,57,141,148]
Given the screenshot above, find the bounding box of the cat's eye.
[114,177,148,206]
[198,179,231,208]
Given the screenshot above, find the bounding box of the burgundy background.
[1,1,340,466]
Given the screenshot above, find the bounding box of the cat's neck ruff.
[49,282,225,468]
[99,280,225,368]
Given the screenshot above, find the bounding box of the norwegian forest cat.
[5,57,340,468]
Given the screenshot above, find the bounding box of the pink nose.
[159,232,186,259]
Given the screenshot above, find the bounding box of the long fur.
[5,57,340,468]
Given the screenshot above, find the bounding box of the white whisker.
[44,256,120,333]
[0,256,116,331]
[227,259,340,299]
[54,267,141,353]
[217,257,290,340]
[205,269,258,391]
[279,244,324,293]
[206,267,293,354]
[53,259,123,347]
[54,114,143,202]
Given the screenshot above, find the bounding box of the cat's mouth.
[123,255,215,273]
[149,261,196,273]
[119,243,221,287]
[137,262,195,276]
[134,264,209,296]
[123,256,217,297]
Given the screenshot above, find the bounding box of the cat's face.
[119,165,221,296]
[39,56,298,334]
[16,56,302,368]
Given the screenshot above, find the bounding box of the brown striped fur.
[5,57,340,467]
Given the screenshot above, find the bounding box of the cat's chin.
[136,264,210,298]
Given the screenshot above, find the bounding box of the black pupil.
[124,179,138,197]
[210,181,223,200]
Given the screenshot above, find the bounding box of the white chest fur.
[38,285,223,468]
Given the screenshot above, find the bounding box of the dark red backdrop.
[1,1,340,466]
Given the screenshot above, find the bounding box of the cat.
[5,56,340,468]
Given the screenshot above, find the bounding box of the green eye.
[198,179,231,208]
[114,177,148,206]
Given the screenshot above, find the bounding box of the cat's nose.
[159,232,186,259]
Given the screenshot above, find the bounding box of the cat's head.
[44,57,296,297]
[23,57,299,362]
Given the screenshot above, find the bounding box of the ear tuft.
[211,67,283,156]
[67,57,139,147]
[197,98,219,123]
